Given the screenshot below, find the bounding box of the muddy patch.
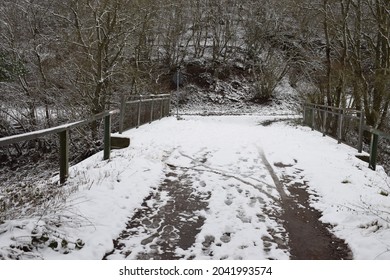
[281,180,352,260]
[259,150,352,259]
[103,164,210,260]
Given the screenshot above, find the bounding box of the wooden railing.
[0,94,171,183]
[119,94,171,133]
[363,126,390,170]
[303,102,390,171]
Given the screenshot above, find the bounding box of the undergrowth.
[0,168,86,259]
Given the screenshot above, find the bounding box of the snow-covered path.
[98,115,390,260]
[2,115,389,260]
[103,118,352,260]
[104,143,289,260]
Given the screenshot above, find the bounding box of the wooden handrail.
[363,125,390,140]
[304,102,361,114]
[0,109,119,147]
[0,94,171,183]
[303,102,390,171]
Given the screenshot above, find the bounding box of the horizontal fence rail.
[363,126,390,170]
[303,102,390,171]
[119,94,171,133]
[0,94,171,183]
[303,102,364,151]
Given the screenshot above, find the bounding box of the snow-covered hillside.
[172,75,300,116]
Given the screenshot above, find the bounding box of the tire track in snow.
[258,147,353,259]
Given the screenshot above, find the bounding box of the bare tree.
[242,0,291,101]
[293,0,389,128]
[59,0,135,117]
[0,0,64,130]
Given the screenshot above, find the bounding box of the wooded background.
[1,0,389,135]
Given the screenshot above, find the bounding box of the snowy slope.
[173,77,300,116]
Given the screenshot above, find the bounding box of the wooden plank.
[304,103,361,115]
[126,94,170,100]
[125,97,168,105]
[0,121,82,147]
[111,136,130,149]
[364,126,390,140]
[0,109,119,147]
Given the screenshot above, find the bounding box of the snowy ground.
[1,115,389,260]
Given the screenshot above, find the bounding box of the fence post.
[160,97,164,119]
[338,109,344,144]
[119,95,125,134]
[59,130,69,184]
[103,114,111,160]
[323,109,327,136]
[150,96,154,123]
[168,95,171,116]
[357,111,364,153]
[137,96,142,128]
[311,106,315,130]
[369,133,379,170]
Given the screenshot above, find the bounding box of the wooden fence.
[0,94,171,183]
[119,94,171,133]
[303,102,390,171]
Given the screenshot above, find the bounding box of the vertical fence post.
[168,95,171,116]
[162,98,166,117]
[137,96,142,128]
[323,109,327,136]
[369,133,379,170]
[160,97,164,119]
[357,111,364,153]
[338,109,344,144]
[119,95,125,134]
[103,114,111,160]
[311,106,315,130]
[59,130,69,184]
[150,96,154,123]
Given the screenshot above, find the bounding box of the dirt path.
[104,147,352,260]
[260,150,352,260]
[103,163,210,260]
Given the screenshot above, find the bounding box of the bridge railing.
[0,94,171,183]
[303,102,390,171]
[119,94,171,133]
